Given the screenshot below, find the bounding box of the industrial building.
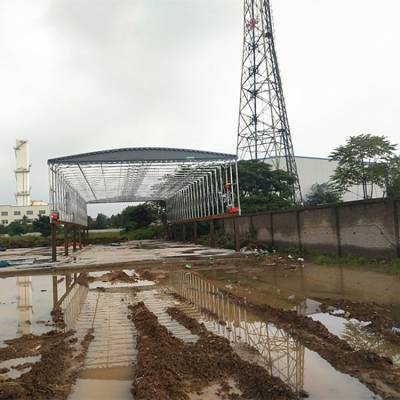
[0,140,49,226]
[268,156,384,202]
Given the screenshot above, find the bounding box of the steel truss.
[237,0,302,203]
[48,148,240,225]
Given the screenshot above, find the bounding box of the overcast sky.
[0,0,399,215]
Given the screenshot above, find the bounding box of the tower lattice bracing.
[237,0,302,202]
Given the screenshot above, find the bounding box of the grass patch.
[311,253,400,274]
[0,235,49,249]
[125,225,165,240]
[87,231,122,239]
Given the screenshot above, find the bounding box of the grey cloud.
[0,0,399,214]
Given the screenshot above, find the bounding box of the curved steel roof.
[47,147,236,224]
[48,147,236,164]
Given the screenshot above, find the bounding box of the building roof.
[48,147,236,165]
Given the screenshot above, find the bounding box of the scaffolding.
[48,147,240,226]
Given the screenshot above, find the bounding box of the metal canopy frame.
[48,147,241,226]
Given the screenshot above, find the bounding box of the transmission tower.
[237,0,302,203]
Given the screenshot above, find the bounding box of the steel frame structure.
[237,0,302,203]
[48,148,240,226]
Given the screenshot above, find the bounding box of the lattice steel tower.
[237,0,302,202]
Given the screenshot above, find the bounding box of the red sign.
[50,212,59,221]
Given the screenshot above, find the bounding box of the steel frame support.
[233,217,241,252]
[193,221,198,243]
[52,275,58,309]
[209,220,216,248]
[51,223,57,262]
[182,224,187,242]
[72,227,77,252]
[64,225,69,256]
[166,161,240,223]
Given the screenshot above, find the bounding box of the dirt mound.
[129,301,296,400]
[76,270,137,287]
[98,270,137,284]
[136,269,156,281]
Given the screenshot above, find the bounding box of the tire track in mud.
[129,301,298,400]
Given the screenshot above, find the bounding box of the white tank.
[14,139,31,206]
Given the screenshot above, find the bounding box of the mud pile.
[129,301,296,400]
[77,270,137,287]
[0,331,74,400]
[97,270,138,284]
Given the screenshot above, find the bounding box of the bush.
[126,225,165,240]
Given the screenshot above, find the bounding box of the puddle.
[198,263,400,322]
[69,367,134,400]
[169,271,382,400]
[311,313,400,365]
[0,275,68,345]
[0,355,41,379]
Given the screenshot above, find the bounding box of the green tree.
[147,201,167,224]
[330,134,396,200]
[238,160,295,213]
[94,213,109,229]
[6,221,28,236]
[109,213,122,228]
[121,204,156,231]
[305,182,343,206]
[32,215,51,236]
[386,156,400,198]
[0,224,6,235]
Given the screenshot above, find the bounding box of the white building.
[0,140,50,226]
[293,156,384,202]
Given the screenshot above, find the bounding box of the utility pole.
[237,0,302,203]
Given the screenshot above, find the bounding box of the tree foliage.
[32,215,51,237]
[330,134,396,200]
[386,156,400,198]
[305,183,342,206]
[87,213,110,229]
[6,220,31,236]
[121,203,157,231]
[238,160,295,213]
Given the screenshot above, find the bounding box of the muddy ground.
[0,319,94,399]
[129,301,297,400]
[1,249,400,400]
[0,330,74,399]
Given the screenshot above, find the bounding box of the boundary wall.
[223,199,400,258]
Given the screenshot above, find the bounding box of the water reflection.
[200,264,400,319]
[59,282,88,330]
[342,321,400,365]
[169,271,381,400]
[16,276,33,336]
[169,271,305,394]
